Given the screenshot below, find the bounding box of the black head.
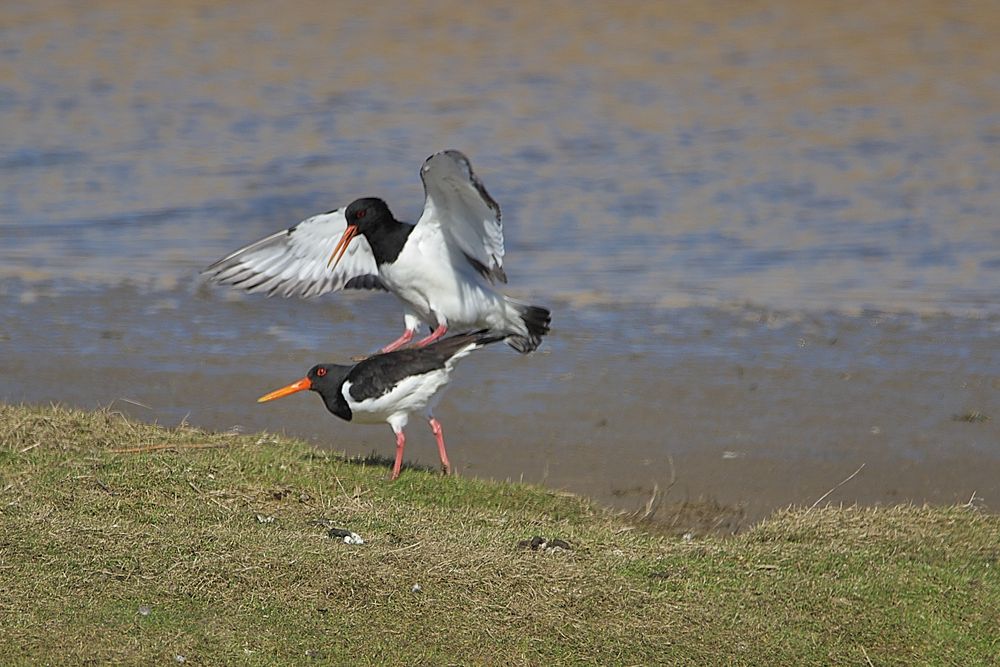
[344,197,394,233]
[305,363,353,420]
[331,197,412,268]
[329,198,400,270]
[306,363,351,395]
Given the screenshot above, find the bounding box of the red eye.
[316,367,327,377]
[355,209,366,220]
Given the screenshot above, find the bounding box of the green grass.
[1,403,998,665]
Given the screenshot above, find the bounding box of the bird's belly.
[346,370,450,424]
[382,254,505,329]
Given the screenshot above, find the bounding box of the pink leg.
[380,329,415,353]
[428,417,451,475]
[413,324,448,348]
[390,430,406,481]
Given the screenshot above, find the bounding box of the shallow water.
[2,1,998,525]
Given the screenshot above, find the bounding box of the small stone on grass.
[327,527,364,544]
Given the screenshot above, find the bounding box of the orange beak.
[257,377,312,403]
[328,225,359,269]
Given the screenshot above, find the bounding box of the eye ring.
[316,367,327,377]
[355,209,366,220]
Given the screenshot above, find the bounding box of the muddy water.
[1,1,998,527]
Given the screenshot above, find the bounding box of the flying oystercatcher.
[203,150,551,353]
[257,330,504,481]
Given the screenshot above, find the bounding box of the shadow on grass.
[349,451,441,475]
[303,449,442,476]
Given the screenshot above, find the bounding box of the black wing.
[346,331,504,402]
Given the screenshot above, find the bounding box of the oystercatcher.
[203,150,551,354]
[257,330,504,481]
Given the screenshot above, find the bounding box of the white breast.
[382,227,514,332]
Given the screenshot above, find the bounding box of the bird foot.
[379,330,416,353]
[413,325,448,348]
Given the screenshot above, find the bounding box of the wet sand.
[1,1,998,527]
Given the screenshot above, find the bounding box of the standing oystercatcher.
[203,150,550,353]
[257,330,504,480]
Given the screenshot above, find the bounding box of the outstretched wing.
[202,208,386,298]
[416,150,506,284]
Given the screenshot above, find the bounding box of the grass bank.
[1,404,997,665]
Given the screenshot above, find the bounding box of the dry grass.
[1,403,998,665]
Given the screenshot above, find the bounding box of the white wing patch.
[417,150,506,284]
[203,208,383,298]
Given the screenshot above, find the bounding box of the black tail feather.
[508,304,551,353]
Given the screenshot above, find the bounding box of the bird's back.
[346,331,502,404]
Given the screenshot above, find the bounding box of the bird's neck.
[314,368,354,421]
[321,390,352,421]
[362,220,414,266]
